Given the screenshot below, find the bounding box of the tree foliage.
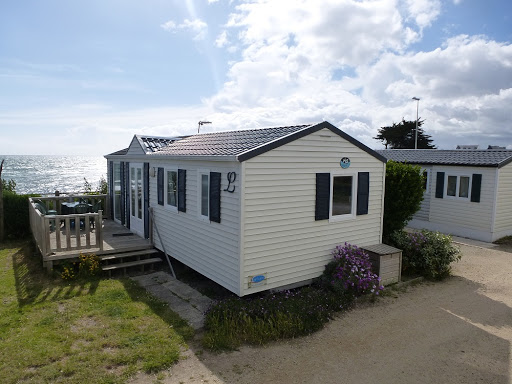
[383,160,425,241]
[375,118,436,149]
[83,176,107,195]
[0,159,4,242]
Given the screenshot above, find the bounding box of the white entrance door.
[129,163,144,237]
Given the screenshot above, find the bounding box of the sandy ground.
[130,243,512,384]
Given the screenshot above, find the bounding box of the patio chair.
[34,202,56,231]
[90,201,102,229]
[72,203,90,229]
[33,199,57,215]
[79,197,90,204]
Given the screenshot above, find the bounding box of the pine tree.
[374,119,436,149]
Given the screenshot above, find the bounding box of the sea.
[0,155,107,195]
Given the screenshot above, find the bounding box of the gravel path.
[130,243,512,384]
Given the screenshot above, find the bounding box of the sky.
[1,0,511,155]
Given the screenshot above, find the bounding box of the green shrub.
[383,161,424,241]
[3,192,38,239]
[202,287,353,350]
[390,230,461,280]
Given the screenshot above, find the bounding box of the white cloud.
[201,1,512,150]
[0,104,213,155]
[215,30,228,47]
[403,0,441,30]
[160,20,176,31]
[5,0,510,156]
[161,18,208,41]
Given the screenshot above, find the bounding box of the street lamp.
[412,97,420,149]
[198,121,212,133]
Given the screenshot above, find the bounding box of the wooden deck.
[45,219,153,263]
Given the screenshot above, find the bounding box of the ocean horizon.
[0,155,107,195]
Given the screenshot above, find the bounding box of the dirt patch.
[130,243,512,384]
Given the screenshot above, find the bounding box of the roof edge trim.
[237,121,387,163]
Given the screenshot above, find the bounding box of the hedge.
[2,192,38,239]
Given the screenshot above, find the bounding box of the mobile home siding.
[428,166,496,235]
[493,164,512,239]
[150,160,242,295]
[241,128,384,295]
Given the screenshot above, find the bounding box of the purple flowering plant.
[322,243,383,297]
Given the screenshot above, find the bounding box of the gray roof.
[150,122,386,162]
[107,121,387,163]
[377,149,512,168]
[107,148,128,156]
[150,124,313,158]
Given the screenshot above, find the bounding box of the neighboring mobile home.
[105,121,387,296]
[378,149,512,242]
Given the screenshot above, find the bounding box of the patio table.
[61,201,93,214]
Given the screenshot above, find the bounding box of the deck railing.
[29,195,107,263]
[33,194,109,217]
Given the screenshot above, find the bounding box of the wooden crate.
[362,244,402,285]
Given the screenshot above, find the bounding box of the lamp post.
[198,121,212,133]
[412,97,420,149]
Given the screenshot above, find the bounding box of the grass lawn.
[0,240,194,384]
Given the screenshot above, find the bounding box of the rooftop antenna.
[198,121,212,133]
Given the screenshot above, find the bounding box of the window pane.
[201,174,209,217]
[167,171,177,207]
[459,176,470,198]
[447,176,457,196]
[137,168,142,219]
[422,171,428,190]
[114,163,121,220]
[131,168,135,214]
[332,176,352,216]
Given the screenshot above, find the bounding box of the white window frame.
[164,168,178,212]
[113,162,122,223]
[445,173,472,200]
[197,169,210,222]
[329,172,357,222]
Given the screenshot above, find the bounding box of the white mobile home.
[378,149,512,242]
[105,121,387,296]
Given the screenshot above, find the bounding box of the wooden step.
[101,257,163,271]
[100,249,159,261]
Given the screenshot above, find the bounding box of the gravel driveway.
[131,243,512,384]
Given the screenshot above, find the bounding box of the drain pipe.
[149,207,176,278]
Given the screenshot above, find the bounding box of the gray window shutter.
[435,172,445,198]
[210,172,221,223]
[178,169,186,212]
[471,174,482,202]
[125,162,130,228]
[143,163,150,238]
[315,173,330,220]
[357,172,369,215]
[157,167,164,206]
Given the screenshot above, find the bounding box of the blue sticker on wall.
[249,274,267,288]
[340,157,351,169]
[251,275,266,283]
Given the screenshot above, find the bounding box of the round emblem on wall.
[340,157,351,169]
